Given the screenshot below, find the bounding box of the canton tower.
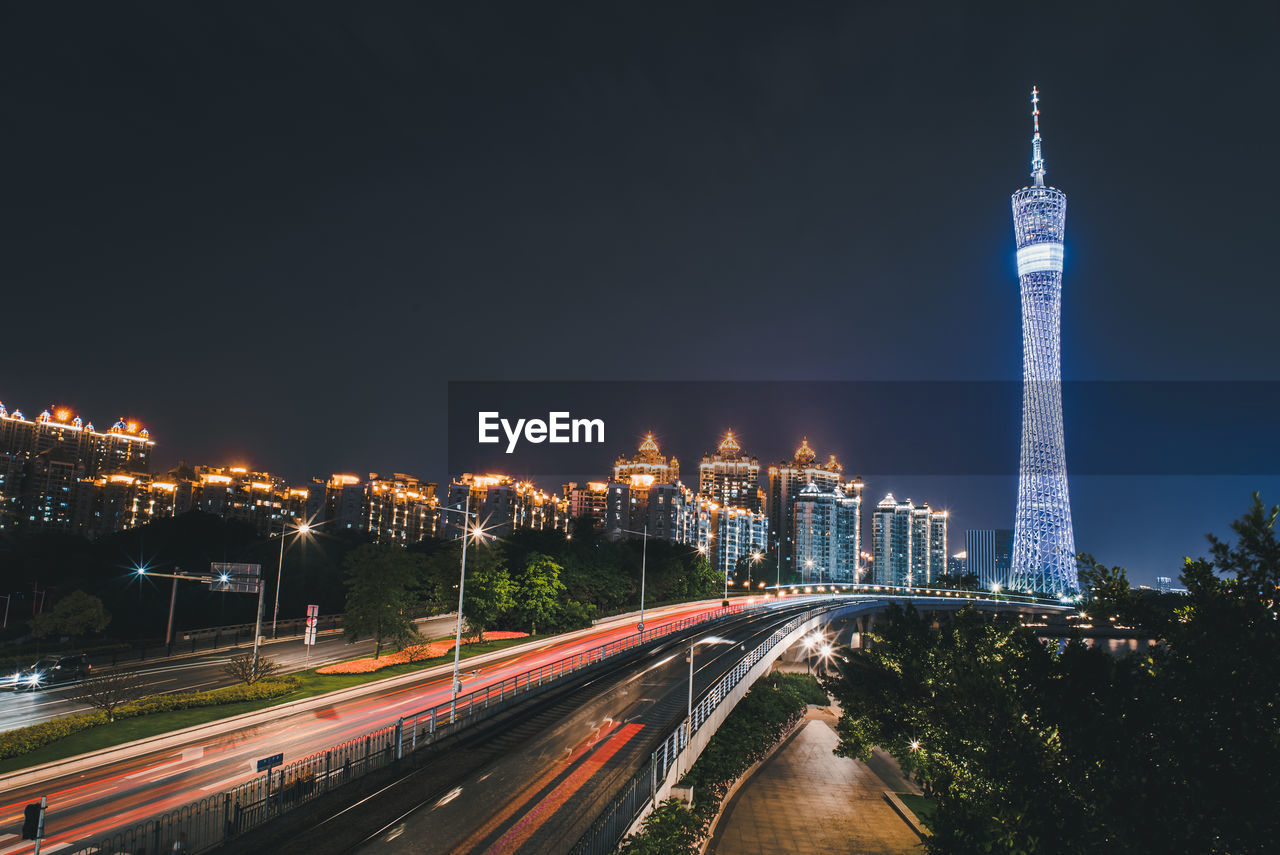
[1009,87,1078,595]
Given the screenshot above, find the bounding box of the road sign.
[209,563,262,594]
[304,604,319,646]
[256,753,284,773]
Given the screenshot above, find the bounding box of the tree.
[514,553,565,635]
[75,668,148,722]
[461,548,514,642]
[1077,553,1132,622]
[342,544,424,658]
[826,494,1280,855]
[31,591,111,642]
[223,651,279,685]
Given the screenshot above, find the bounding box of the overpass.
[568,593,1069,855]
[33,592,1067,855]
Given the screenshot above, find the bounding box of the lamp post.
[618,525,649,633]
[441,494,484,722]
[682,636,730,777]
[271,520,312,639]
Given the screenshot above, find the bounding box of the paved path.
[708,712,923,855]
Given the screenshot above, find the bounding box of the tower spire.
[1030,85,1045,187]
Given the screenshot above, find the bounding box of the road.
[0,614,460,733]
[0,600,736,854]
[325,601,818,855]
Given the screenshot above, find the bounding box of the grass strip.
[896,792,937,830]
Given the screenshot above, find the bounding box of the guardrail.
[65,601,758,855]
[568,604,836,855]
[765,581,1075,607]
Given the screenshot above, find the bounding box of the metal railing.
[66,601,757,855]
[569,604,835,855]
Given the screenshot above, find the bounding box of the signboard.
[304,604,319,646]
[209,563,262,594]
[256,753,284,773]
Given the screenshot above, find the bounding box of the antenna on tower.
[1030,85,1045,187]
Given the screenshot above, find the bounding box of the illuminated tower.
[1010,87,1078,594]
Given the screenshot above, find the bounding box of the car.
[6,653,91,691]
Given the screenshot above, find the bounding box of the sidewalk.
[707,708,924,855]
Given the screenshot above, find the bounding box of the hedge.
[618,672,825,854]
[0,676,300,760]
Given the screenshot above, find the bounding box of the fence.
[568,604,831,855]
[66,601,756,855]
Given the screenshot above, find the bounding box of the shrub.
[0,676,300,760]
[618,672,821,852]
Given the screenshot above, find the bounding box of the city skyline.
[4,3,1277,587]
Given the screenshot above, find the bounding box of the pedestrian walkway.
[707,710,924,855]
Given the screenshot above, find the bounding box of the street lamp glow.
[909,739,921,751]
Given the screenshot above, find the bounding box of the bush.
[619,672,822,853]
[0,676,300,760]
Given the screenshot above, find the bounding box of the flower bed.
[315,631,529,675]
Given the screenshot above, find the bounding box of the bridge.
[0,592,1069,855]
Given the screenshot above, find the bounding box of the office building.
[966,529,1014,591]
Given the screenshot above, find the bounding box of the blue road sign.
[257,753,284,772]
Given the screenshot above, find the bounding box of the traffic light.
[22,800,44,839]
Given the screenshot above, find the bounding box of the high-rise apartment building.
[676,491,767,582]
[767,439,855,577]
[364,473,439,544]
[0,403,154,532]
[871,494,947,587]
[607,434,682,541]
[563,480,609,532]
[792,479,863,583]
[698,431,762,512]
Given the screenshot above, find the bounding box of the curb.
[883,790,932,839]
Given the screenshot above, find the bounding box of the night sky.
[4,2,1277,584]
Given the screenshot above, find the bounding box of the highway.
[0,600,741,855]
[327,601,819,855]
[0,615,460,733]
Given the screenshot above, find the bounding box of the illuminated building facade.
[606,433,682,541]
[966,529,1014,591]
[563,480,610,531]
[0,402,154,532]
[442,472,567,538]
[676,491,767,581]
[792,479,864,583]
[364,473,439,544]
[698,431,763,512]
[871,494,946,586]
[767,439,861,578]
[1010,88,1079,594]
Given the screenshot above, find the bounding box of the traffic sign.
[209,563,262,594]
[304,604,319,646]
[256,753,284,773]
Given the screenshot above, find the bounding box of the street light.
[683,636,731,777]
[618,525,650,633]
[749,551,763,588]
[271,519,314,639]
[442,494,490,722]
[133,565,205,647]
